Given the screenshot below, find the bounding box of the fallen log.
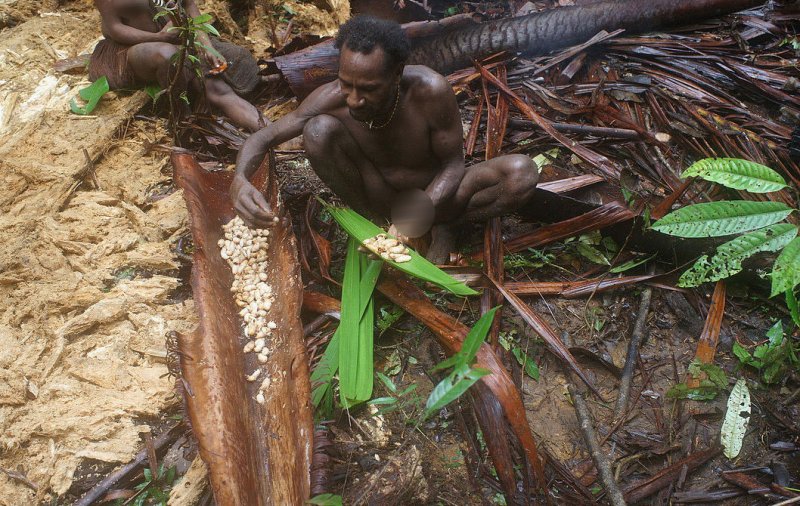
[272,0,762,97]
[173,152,313,505]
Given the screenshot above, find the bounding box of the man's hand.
[200,42,226,70]
[230,176,277,228]
[158,21,180,44]
[387,224,410,245]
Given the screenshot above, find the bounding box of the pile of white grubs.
[219,215,276,404]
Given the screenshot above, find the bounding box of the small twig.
[561,332,627,506]
[74,423,182,506]
[0,467,38,492]
[614,265,655,420]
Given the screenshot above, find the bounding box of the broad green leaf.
[368,397,397,406]
[787,289,800,327]
[766,321,784,347]
[771,237,800,297]
[512,347,540,380]
[200,23,221,37]
[192,13,214,24]
[721,379,750,459]
[376,371,397,394]
[431,307,499,372]
[678,224,798,287]
[424,368,491,418]
[575,243,610,265]
[652,201,793,238]
[311,259,382,409]
[324,204,477,296]
[732,342,752,365]
[339,241,376,403]
[682,158,787,193]
[70,76,109,115]
[609,253,656,273]
[307,493,343,506]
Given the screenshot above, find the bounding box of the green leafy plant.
[667,359,728,401]
[733,321,799,384]
[114,464,177,506]
[369,372,419,415]
[651,158,798,301]
[151,5,223,141]
[70,76,109,115]
[423,308,496,419]
[377,304,404,336]
[498,331,540,380]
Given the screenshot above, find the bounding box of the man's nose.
[347,92,365,109]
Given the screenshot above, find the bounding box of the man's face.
[338,46,399,123]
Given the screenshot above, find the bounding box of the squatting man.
[232,16,539,262]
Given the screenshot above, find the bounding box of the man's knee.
[303,114,343,154]
[500,154,538,204]
[151,43,178,66]
[504,154,539,188]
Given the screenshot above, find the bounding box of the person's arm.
[231,84,339,227]
[96,0,176,45]
[182,0,226,68]
[423,74,466,210]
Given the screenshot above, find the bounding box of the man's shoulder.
[404,65,451,100]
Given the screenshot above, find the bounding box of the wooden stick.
[614,265,655,419]
[561,332,627,506]
[74,423,182,506]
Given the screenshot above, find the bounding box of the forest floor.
[0,1,798,505]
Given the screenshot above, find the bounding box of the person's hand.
[202,46,227,72]
[159,20,180,44]
[387,224,410,244]
[231,176,277,228]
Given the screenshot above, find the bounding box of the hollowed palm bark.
[173,152,313,505]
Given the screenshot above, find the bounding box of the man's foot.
[426,223,457,265]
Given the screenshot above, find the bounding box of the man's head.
[335,16,410,122]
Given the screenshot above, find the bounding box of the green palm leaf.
[337,239,380,404]
[682,158,787,193]
[652,201,793,238]
[324,204,478,296]
[679,224,797,287]
[771,236,800,297]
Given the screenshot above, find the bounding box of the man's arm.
[182,0,224,68]
[95,0,175,45]
[231,84,341,227]
[422,74,466,210]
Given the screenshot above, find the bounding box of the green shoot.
[423,308,497,419]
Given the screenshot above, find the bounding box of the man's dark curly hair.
[335,16,411,69]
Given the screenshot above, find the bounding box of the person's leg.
[204,77,262,132]
[303,114,395,218]
[453,154,539,222]
[126,42,179,87]
[427,154,539,263]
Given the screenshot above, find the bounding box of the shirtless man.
[231,16,539,261]
[92,0,262,131]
